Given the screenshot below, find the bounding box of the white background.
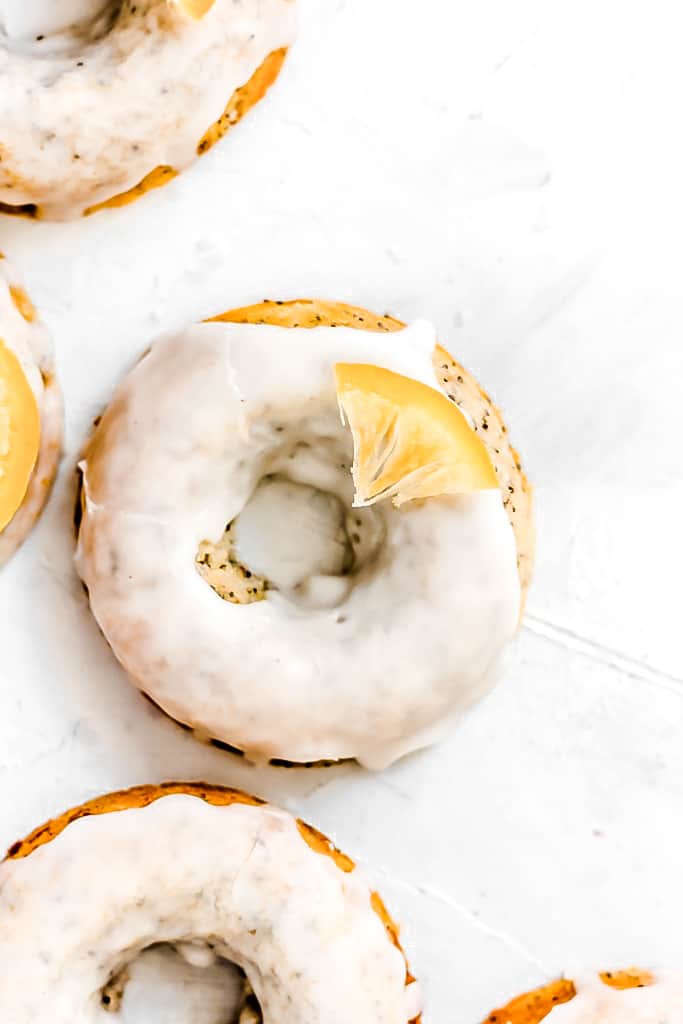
[2,0,683,1020]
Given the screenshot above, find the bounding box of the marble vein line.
[369,864,552,976]
[0,721,78,777]
[523,613,683,695]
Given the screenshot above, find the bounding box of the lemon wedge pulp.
[0,339,40,532]
[171,0,216,17]
[335,362,498,507]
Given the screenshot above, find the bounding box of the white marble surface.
[1,0,683,1020]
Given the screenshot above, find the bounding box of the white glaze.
[0,0,111,43]
[547,973,683,1023]
[0,793,418,1022]
[76,319,520,767]
[0,0,296,219]
[0,258,62,564]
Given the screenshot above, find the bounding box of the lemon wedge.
[0,339,40,532]
[170,0,216,17]
[335,362,498,507]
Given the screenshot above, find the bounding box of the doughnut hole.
[101,943,262,1022]
[195,425,386,611]
[196,524,270,606]
[0,0,122,56]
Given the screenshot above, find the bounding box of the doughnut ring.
[75,299,533,769]
[0,782,421,1023]
[0,0,296,220]
[0,254,62,565]
[482,968,681,1023]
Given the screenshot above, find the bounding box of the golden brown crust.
[296,820,355,873]
[0,47,287,220]
[210,299,405,333]
[197,47,288,156]
[483,979,576,1024]
[9,283,38,322]
[84,166,179,217]
[483,971,656,1024]
[211,298,534,605]
[4,782,263,861]
[599,969,655,989]
[4,782,418,1019]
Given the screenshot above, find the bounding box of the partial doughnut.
[0,782,421,1023]
[481,968,683,1024]
[75,299,533,768]
[0,0,296,220]
[0,254,62,565]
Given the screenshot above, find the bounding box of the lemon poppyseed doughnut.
[75,299,533,769]
[482,969,683,1023]
[0,783,421,1023]
[0,255,62,564]
[0,0,295,221]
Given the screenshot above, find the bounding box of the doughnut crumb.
[196,523,268,604]
[101,966,129,1012]
[238,982,263,1022]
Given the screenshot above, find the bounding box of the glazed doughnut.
[0,0,295,220]
[0,255,62,565]
[75,299,533,768]
[482,968,682,1023]
[0,783,421,1023]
